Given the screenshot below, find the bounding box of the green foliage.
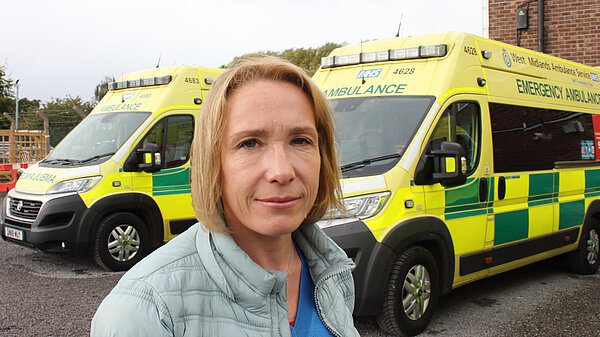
[222,42,344,76]
[0,65,15,129]
[94,75,115,103]
[42,96,94,147]
[17,95,93,147]
[0,65,13,98]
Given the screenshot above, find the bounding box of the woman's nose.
[265,144,295,184]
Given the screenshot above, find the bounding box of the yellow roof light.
[321,43,448,68]
[109,75,172,91]
[334,53,361,66]
[361,50,390,63]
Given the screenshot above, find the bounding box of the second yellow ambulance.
[1,65,222,271]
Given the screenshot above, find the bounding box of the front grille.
[9,198,42,220]
[4,217,32,229]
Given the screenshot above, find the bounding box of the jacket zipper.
[313,267,353,337]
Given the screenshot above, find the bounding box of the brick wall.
[488,0,600,66]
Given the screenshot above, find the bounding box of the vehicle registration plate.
[4,227,23,241]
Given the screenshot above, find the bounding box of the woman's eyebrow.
[228,126,318,140]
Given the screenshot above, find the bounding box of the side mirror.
[137,143,163,173]
[414,141,467,187]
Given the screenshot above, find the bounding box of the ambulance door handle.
[498,176,506,200]
[479,177,488,203]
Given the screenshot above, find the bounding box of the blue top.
[289,247,335,337]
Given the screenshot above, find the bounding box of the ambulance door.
[130,113,196,241]
[422,98,490,284]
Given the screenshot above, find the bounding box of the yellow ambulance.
[314,32,600,336]
[1,65,222,271]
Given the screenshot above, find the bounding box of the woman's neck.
[231,229,296,272]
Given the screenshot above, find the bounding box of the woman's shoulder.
[120,223,209,285]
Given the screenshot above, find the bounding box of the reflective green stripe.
[529,199,553,207]
[152,167,190,187]
[585,169,600,190]
[495,209,528,245]
[585,191,600,198]
[528,173,553,202]
[445,209,487,220]
[559,200,585,230]
[152,185,190,191]
[153,189,191,196]
[445,177,478,208]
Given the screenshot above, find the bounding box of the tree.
[94,75,115,103]
[222,42,344,76]
[13,98,42,130]
[0,65,13,98]
[0,65,15,129]
[33,96,94,147]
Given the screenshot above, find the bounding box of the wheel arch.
[380,216,455,295]
[78,193,164,252]
[580,199,600,248]
[355,216,455,316]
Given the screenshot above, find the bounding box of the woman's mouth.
[256,196,300,208]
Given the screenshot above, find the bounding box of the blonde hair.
[190,56,342,232]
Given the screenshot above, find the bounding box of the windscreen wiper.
[42,158,79,165]
[341,153,401,172]
[77,152,116,164]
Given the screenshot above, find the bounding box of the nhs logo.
[591,72,599,82]
[357,69,382,79]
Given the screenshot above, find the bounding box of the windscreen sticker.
[322,83,407,98]
[581,140,595,160]
[592,73,599,82]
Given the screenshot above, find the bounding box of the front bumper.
[1,189,89,253]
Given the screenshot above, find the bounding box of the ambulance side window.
[490,103,595,172]
[141,115,194,168]
[430,101,480,174]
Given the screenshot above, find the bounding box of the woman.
[91,56,359,337]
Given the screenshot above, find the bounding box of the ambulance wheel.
[377,245,439,336]
[93,212,150,271]
[568,218,600,275]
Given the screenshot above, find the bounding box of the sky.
[1,0,487,104]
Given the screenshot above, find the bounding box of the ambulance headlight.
[48,176,102,194]
[323,191,391,220]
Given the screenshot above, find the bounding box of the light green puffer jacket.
[91,222,359,337]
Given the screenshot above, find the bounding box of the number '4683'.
[184,77,200,84]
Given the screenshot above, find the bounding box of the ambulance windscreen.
[332,96,434,177]
[42,111,151,167]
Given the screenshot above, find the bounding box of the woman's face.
[220,80,321,238]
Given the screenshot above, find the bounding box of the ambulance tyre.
[93,212,151,272]
[377,245,439,336]
[568,218,600,275]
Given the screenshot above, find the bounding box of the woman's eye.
[292,137,312,146]
[239,139,259,149]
